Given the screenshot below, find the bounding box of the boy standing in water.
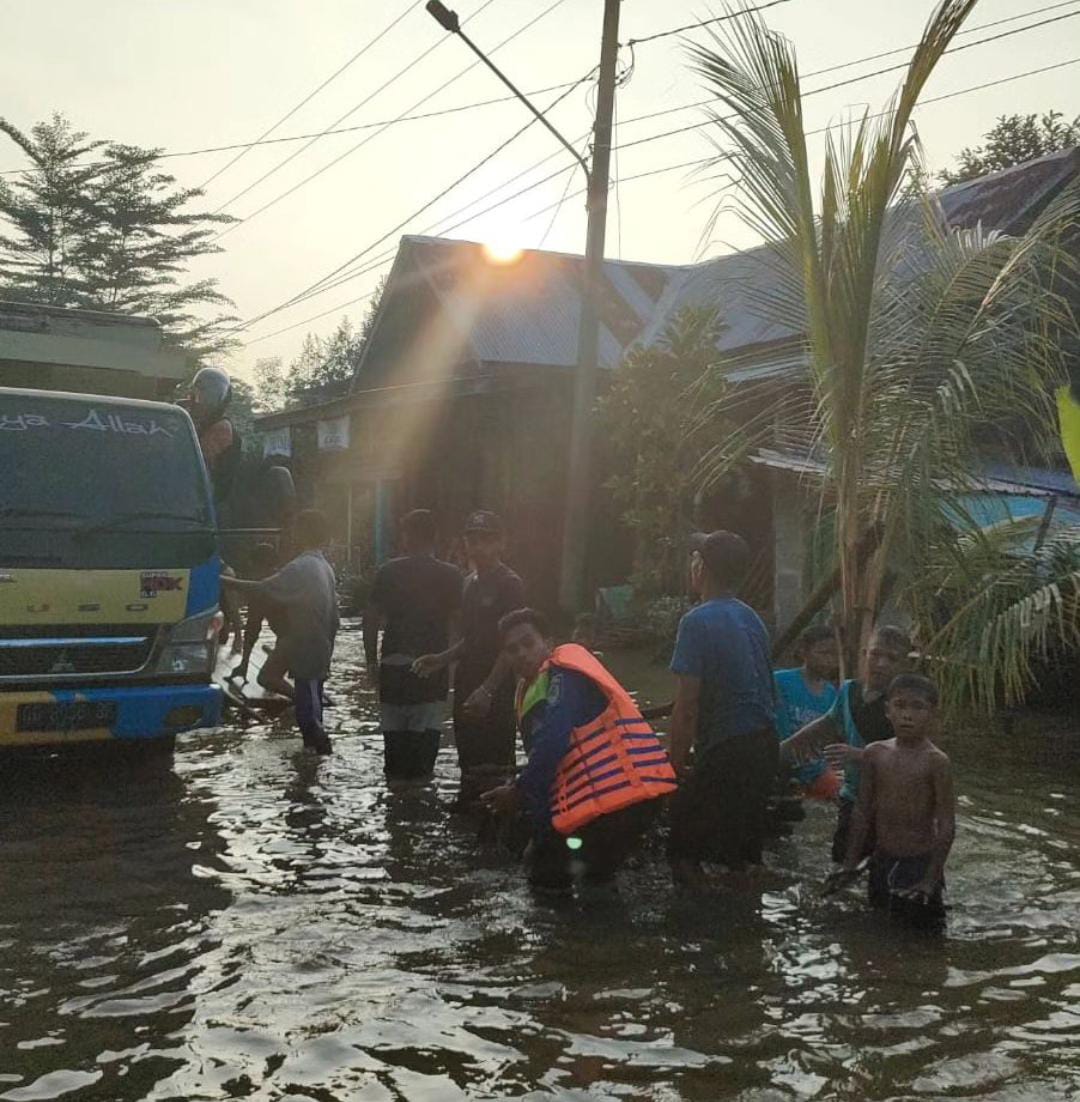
[774,624,841,800]
[829,674,955,927]
[782,625,911,863]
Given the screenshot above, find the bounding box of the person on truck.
[222,511,338,755]
[186,366,240,497]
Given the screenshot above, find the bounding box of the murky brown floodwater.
[2,623,1079,1100]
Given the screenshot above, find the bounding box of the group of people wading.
[226,506,956,927]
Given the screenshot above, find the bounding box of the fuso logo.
[140,572,183,599]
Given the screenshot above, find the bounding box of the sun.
[482,228,524,265]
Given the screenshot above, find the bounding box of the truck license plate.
[16,701,118,733]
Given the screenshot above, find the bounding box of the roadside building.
[255,147,1080,623]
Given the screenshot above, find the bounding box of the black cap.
[464,510,503,536]
[689,530,750,586]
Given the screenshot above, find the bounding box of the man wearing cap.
[414,510,525,802]
[667,530,778,886]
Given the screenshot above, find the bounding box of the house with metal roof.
[256,147,1080,620]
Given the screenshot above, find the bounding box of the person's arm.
[413,637,464,677]
[464,650,514,716]
[842,746,878,870]
[909,754,956,897]
[780,711,840,763]
[668,675,700,774]
[221,575,263,595]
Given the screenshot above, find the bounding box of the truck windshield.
[0,394,215,569]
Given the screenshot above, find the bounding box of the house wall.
[772,472,811,634]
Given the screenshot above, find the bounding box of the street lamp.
[426,0,622,614]
[425,2,590,182]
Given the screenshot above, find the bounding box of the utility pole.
[558,0,621,614]
[426,0,622,613]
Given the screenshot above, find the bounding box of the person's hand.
[896,879,935,903]
[464,685,493,719]
[822,865,863,896]
[480,783,520,817]
[412,654,444,678]
[823,743,862,770]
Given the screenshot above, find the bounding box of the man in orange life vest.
[481,608,677,892]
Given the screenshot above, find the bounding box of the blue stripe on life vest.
[562,746,673,800]
[559,768,676,821]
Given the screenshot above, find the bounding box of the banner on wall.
[317,415,350,451]
[261,426,292,458]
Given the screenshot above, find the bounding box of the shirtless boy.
[828,674,956,927]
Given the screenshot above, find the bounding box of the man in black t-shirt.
[414,511,525,802]
[365,510,463,779]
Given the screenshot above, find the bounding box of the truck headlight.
[156,609,223,675]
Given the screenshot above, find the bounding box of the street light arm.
[425,2,591,182]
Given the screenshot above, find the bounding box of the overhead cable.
[214,0,571,239]
[198,0,418,190]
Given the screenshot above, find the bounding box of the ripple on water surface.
[2,627,1080,1099]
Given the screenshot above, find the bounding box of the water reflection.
[1,630,1079,1099]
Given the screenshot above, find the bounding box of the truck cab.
[0,387,223,753]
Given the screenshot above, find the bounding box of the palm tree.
[690,0,1080,707]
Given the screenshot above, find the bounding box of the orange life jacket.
[517,644,677,835]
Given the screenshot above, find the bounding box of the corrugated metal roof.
[938,146,1080,234]
[351,150,1077,386]
[395,235,687,370]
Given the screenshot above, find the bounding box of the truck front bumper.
[0,684,223,748]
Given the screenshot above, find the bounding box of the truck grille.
[0,627,155,678]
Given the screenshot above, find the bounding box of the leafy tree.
[598,307,729,596]
[692,0,1080,709]
[255,277,387,411]
[0,113,236,358]
[253,356,287,413]
[939,110,1080,186]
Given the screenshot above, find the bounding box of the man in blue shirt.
[668,531,778,885]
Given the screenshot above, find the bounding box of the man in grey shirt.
[224,509,338,754]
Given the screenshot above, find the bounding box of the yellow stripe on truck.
[0,568,189,625]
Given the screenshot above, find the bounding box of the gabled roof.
[354,235,687,382]
[938,146,1080,235]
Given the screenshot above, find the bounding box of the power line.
[614,0,1080,132]
[623,0,795,47]
[197,0,418,191]
[210,0,499,218]
[214,0,572,240]
[244,50,1080,342]
[234,71,595,331]
[615,7,1080,156]
[518,54,1080,224]
[0,78,589,178]
[275,12,1080,314]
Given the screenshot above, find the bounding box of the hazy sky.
[2,0,1078,379]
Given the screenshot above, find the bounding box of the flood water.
[2,624,1080,1101]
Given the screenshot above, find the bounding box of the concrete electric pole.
[557,0,621,614]
[426,0,622,613]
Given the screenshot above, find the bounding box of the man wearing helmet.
[186,366,237,491]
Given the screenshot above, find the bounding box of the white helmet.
[190,366,232,422]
